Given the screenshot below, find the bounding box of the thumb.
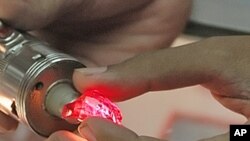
[73,37,228,101]
[78,117,165,141]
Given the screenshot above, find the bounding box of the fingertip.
[46,130,88,141]
[74,67,108,75]
[72,67,107,92]
[46,131,68,141]
[72,69,84,92]
[78,117,138,141]
[78,123,97,141]
[72,66,136,102]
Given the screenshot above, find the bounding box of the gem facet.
[61,90,122,124]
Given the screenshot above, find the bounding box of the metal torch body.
[0,21,84,136]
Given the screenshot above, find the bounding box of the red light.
[0,27,12,39]
[61,90,122,125]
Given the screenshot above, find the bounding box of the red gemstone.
[61,90,122,124]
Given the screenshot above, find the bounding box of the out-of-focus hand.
[46,117,166,141]
[0,0,191,135]
[0,0,191,66]
[45,119,250,141]
[45,131,87,141]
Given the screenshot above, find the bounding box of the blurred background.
[118,0,250,141]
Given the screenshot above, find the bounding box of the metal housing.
[0,21,84,136]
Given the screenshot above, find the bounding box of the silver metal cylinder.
[0,21,84,136]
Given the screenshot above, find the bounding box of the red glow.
[61,90,122,124]
[0,27,12,38]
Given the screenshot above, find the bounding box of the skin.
[74,36,250,118]
[0,0,191,66]
[46,117,250,141]
[0,0,191,137]
[71,36,250,141]
[1,1,250,141]
[2,1,250,141]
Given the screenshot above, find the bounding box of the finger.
[78,117,165,141]
[73,37,226,101]
[212,94,250,118]
[45,130,87,141]
[0,111,18,133]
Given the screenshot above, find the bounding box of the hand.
[46,117,165,141]
[71,36,250,140]
[0,0,191,135]
[73,36,250,117]
[0,0,191,66]
[45,118,250,141]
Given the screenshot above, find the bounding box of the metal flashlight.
[0,21,84,137]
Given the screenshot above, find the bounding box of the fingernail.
[75,67,107,75]
[78,125,97,141]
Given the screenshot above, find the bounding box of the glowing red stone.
[61,90,122,125]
